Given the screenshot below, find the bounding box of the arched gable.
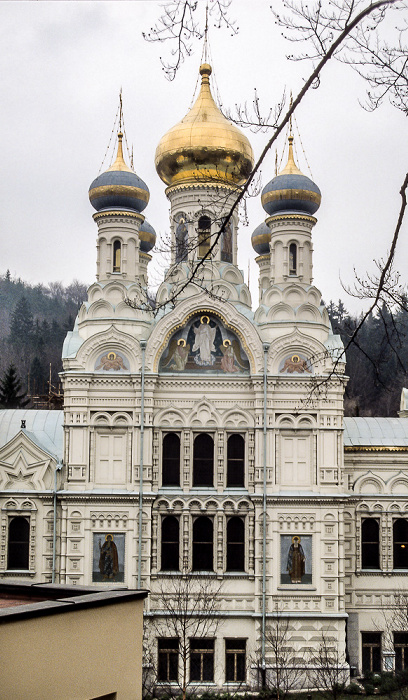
[73,325,141,373]
[146,294,263,374]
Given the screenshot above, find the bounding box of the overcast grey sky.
[1,0,406,313]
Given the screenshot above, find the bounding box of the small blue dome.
[89,133,149,213]
[139,219,156,253]
[251,221,271,255]
[261,137,321,217]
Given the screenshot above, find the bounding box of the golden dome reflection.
[155,63,254,188]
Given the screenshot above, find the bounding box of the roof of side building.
[343,416,408,447]
[0,409,63,459]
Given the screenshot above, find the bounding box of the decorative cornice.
[93,210,144,223]
[345,445,408,452]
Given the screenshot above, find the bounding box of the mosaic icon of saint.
[192,316,216,366]
[99,534,119,580]
[169,338,190,371]
[286,535,305,583]
[281,354,311,374]
[96,352,127,371]
[220,339,239,373]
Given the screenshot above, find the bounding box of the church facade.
[1,62,408,690]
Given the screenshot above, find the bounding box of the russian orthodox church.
[2,61,408,688]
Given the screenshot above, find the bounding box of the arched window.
[162,433,180,486]
[361,518,380,569]
[161,516,179,571]
[394,519,408,568]
[198,215,211,258]
[8,517,30,570]
[226,517,245,571]
[289,243,297,275]
[221,222,233,263]
[113,240,121,272]
[227,434,245,487]
[176,218,188,263]
[192,516,213,571]
[193,434,214,486]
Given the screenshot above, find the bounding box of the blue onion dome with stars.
[139,219,156,253]
[261,136,321,217]
[251,221,271,255]
[89,132,150,213]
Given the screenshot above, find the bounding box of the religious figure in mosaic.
[281,354,311,374]
[192,316,217,366]
[96,352,127,371]
[99,533,119,581]
[220,339,239,373]
[287,535,306,583]
[167,338,190,371]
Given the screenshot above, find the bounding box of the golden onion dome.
[155,63,254,187]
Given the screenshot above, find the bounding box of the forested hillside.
[327,300,408,417]
[0,271,87,404]
[0,271,406,415]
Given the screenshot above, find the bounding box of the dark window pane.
[8,517,29,570]
[362,632,382,673]
[394,632,408,671]
[202,653,214,681]
[163,433,180,486]
[113,240,121,272]
[161,516,179,571]
[190,653,201,681]
[227,435,245,487]
[227,517,245,572]
[158,638,179,682]
[394,520,408,568]
[225,639,246,682]
[192,517,213,571]
[198,216,211,258]
[361,519,380,569]
[193,434,213,486]
[190,639,214,682]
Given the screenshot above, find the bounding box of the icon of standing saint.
[287,535,306,583]
[192,316,217,366]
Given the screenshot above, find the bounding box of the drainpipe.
[261,343,269,687]
[138,340,147,589]
[52,460,63,584]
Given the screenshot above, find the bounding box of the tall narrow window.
[225,639,246,682]
[161,516,179,571]
[198,215,211,258]
[227,434,245,487]
[361,518,380,569]
[193,434,214,486]
[158,638,179,682]
[190,639,214,682]
[394,632,408,671]
[394,519,408,568]
[176,218,188,263]
[162,433,180,486]
[362,632,382,673]
[113,240,121,272]
[226,517,245,572]
[289,243,297,275]
[221,222,233,263]
[8,517,30,570]
[192,517,213,571]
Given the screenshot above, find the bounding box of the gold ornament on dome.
[155,63,254,188]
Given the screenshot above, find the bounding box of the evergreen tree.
[30,356,47,395]
[0,364,29,408]
[9,296,34,349]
